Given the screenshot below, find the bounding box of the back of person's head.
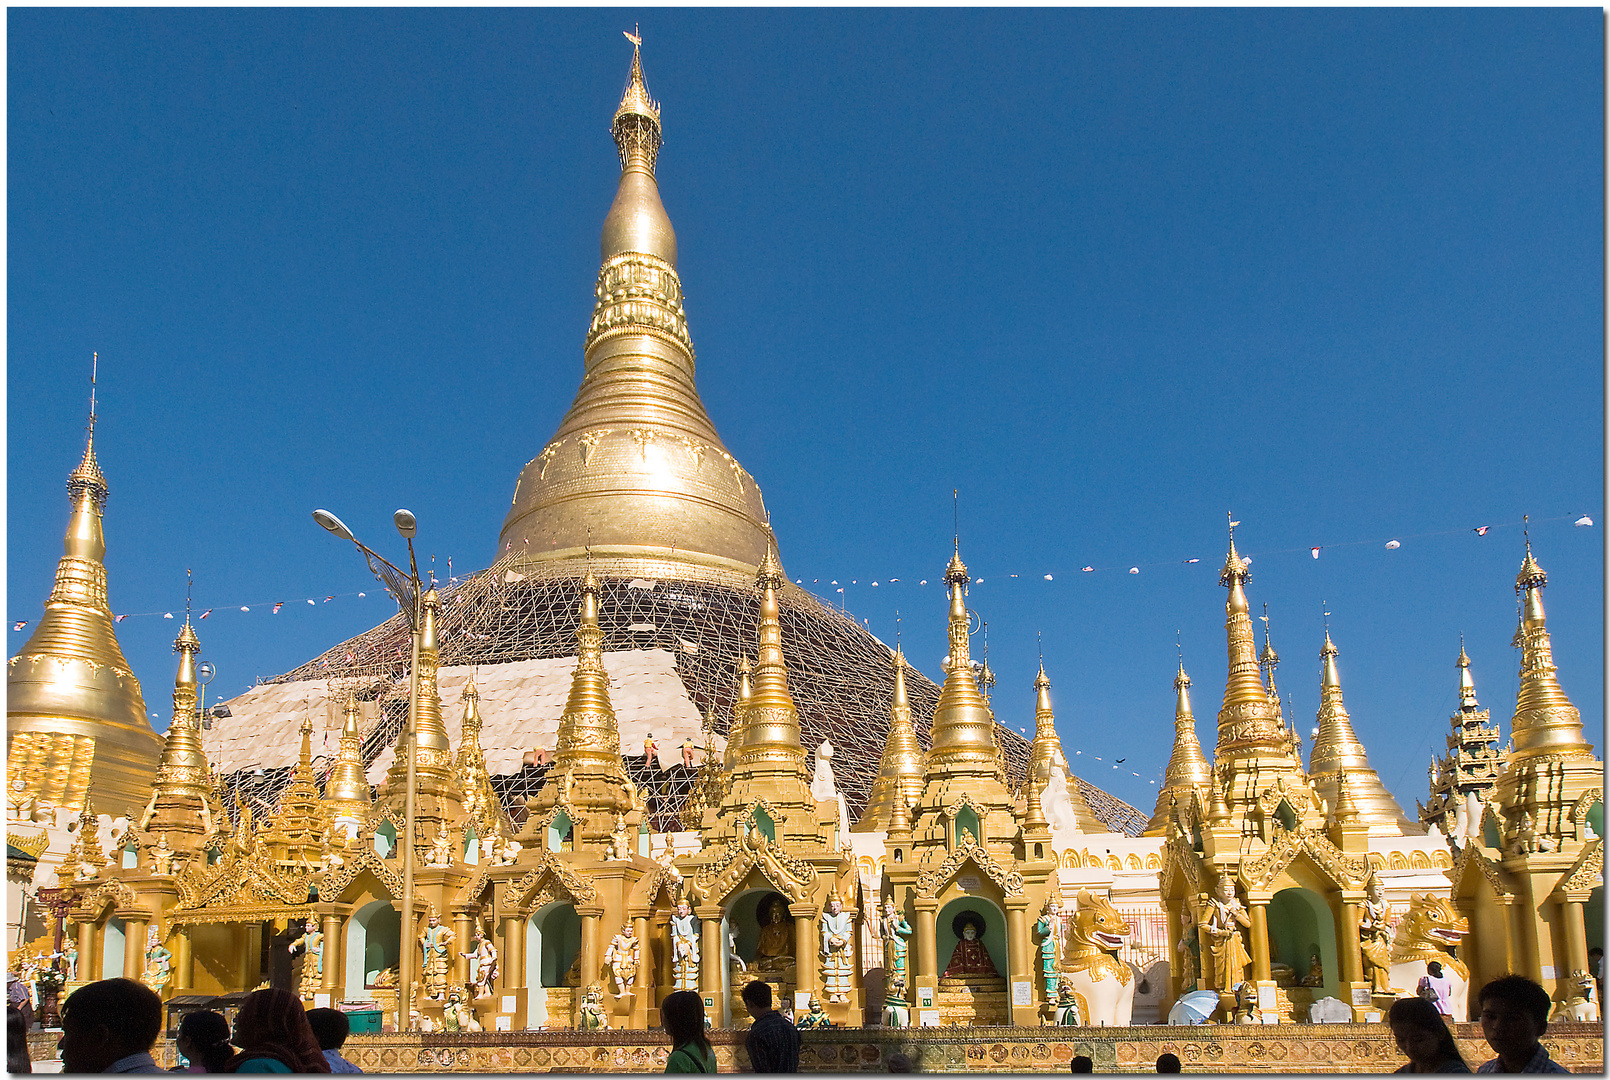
[1071,1054,1094,1073]
[660,991,711,1057]
[1387,997,1465,1068]
[1478,974,1552,1028]
[8,1005,31,1073]
[741,980,773,1011]
[1427,961,1443,978]
[232,988,329,1072]
[1155,1052,1181,1072]
[176,1008,234,1073]
[305,1008,350,1052]
[61,978,163,1058]
[886,1051,914,1073]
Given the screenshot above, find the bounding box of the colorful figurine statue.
[419,912,456,1000]
[670,899,700,991]
[460,932,499,999]
[1176,902,1199,993]
[881,977,910,1028]
[942,913,998,978]
[605,923,640,997]
[880,900,911,988]
[288,918,324,998]
[1359,875,1395,995]
[443,988,481,1032]
[796,996,832,1029]
[819,894,854,1003]
[1034,896,1061,998]
[139,926,172,996]
[577,984,608,1030]
[1204,878,1252,992]
[1055,975,1084,1026]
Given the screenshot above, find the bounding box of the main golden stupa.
[212,39,1146,837]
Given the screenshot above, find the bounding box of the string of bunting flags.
[7,513,1593,632]
[788,512,1592,596]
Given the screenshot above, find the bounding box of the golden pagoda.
[1307,631,1419,834]
[374,588,466,831]
[135,614,228,867]
[1418,644,1503,839]
[1450,542,1604,1007]
[8,420,161,819]
[852,646,925,833]
[453,676,508,847]
[1144,662,1213,836]
[323,691,373,836]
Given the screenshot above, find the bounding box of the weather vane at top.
[624,26,641,47]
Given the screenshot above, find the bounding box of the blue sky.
[9,9,1603,816]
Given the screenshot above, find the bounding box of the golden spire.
[724,656,753,773]
[261,710,329,865]
[853,646,927,832]
[1456,640,1479,709]
[413,589,452,757]
[1144,662,1214,836]
[8,394,160,819]
[377,589,463,820]
[924,543,1000,776]
[1308,630,1416,831]
[454,675,506,838]
[323,692,372,815]
[553,572,626,771]
[498,32,774,575]
[1215,519,1285,752]
[1332,768,1362,825]
[1508,543,1593,760]
[732,548,806,769]
[137,613,223,863]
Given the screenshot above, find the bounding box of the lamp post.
[313,507,422,1032]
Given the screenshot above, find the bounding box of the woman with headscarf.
[226,989,331,1073]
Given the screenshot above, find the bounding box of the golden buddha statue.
[943,913,998,978]
[754,895,794,972]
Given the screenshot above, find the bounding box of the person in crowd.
[172,1010,234,1073]
[304,1010,361,1075]
[1070,1055,1094,1073]
[741,981,800,1074]
[1155,1052,1182,1073]
[1589,947,1604,1004]
[8,972,34,1034]
[885,1052,913,1073]
[9,1005,33,1073]
[225,989,330,1073]
[660,990,714,1074]
[1474,975,1569,1074]
[57,979,167,1074]
[1388,996,1471,1073]
[1418,961,1456,1019]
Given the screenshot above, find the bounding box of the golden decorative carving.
[317,842,406,903]
[915,831,1023,899]
[1555,840,1603,896]
[507,852,599,912]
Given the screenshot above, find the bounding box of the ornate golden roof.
[1308,631,1417,832]
[1509,545,1593,761]
[1214,528,1285,753]
[1144,663,1213,836]
[731,549,808,776]
[853,646,926,832]
[498,34,774,578]
[8,429,160,818]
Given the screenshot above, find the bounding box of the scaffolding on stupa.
[212,549,1148,836]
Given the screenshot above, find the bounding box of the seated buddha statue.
[942,914,998,978]
[754,896,795,972]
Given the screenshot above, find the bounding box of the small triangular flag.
[12,621,27,631]
[1473,525,1490,536]
[273,602,284,614]
[200,609,212,619]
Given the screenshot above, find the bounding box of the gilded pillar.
[1501,898,1519,977]
[579,911,601,992]
[501,914,525,990]
[452,912,474,988]
[1558,898,1590,978]
[1005,901,1030,980]
[77,920,97,983]
[1338,902,1363,984]
[697,908,722,998]
[632,915,651,990]
[123,917,148,980]
[322,914,342,993]
[173,927,193,992]
[914,905,937,984]
[792,910,817,997]
[1248,902,1271,983]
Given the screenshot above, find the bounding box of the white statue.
[670,900,700,991]
[604,924,640,996]
[819,894,854,1004]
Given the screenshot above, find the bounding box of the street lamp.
[313,507,423,1032]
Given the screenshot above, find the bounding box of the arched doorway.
[1268,888,1339,1006]
[725,890,794,1026]
[527,902,582,1030]
[100,916,126,981]
[344,900,400,999]
[935,896,1009,1025]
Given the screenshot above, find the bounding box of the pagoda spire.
[1417,642,1502,837]
[324,691,372,829]
[455,675,507,841]
[1144,662,1214,836]
[377,589,465,825]
[732,547,808,774]
[499,31,774,574]
[261,711,329,866]
[854,646,926,832]
[1308,630,1416,832]
[8,380,161,818]
[1508,543,1593,760]
[923,543,1001,778]
[136,611,225,865]
[1215,519,1285,753]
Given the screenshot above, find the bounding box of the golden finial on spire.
[1145,655,1214,836]
[613,27,662,174]
[853,644,926,832]
[1309,626,1414,830]
[1507,541,1592,761]
[1456,637,1479,708]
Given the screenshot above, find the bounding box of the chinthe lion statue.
[1550,970,1599,1023]
[1388,893,1470,1022]
[1058,890,1136,1026]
